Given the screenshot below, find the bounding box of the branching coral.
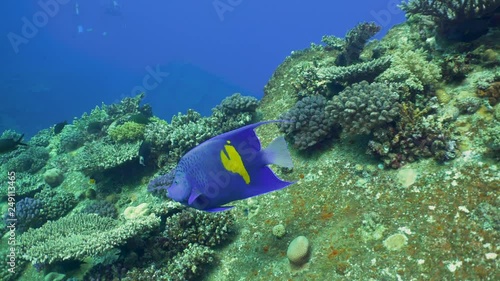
[317,56,392,89]
[336,22,381,66]
[400,0,500,40]
[18,213,160,265]
[401,0,500,24]
[376,48,441,93]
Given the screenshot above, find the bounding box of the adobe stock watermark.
[370,0,402,28]
[115,64,170,102]
[7,0,71,54]
[213,0,243,22]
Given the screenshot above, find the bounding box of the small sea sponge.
[383,233,408,251]
[287,236,311,266]
[435,89,451,104]
[272,224,286,239]
[108,121,146,142]
[43,168,64,187]
[123,203,150,220]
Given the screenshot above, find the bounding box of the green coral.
[321,35,345,50]
[315,56,392,90]
[481,120,500,152]
[73,105,110,133]
[18,213,160,264]
[0,173,44,199]
[72,139,141,175]
[376,48,441,93]
[108,121,146,142]
[3,146,49,174]
[34,188,77,221]
[145,100,254,165]
[124,244,215,281]
[144,117,171,149]
[400,0,500,26]
[0,248,26,281]
[166,109,217,158]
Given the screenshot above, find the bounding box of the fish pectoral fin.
[188,189,202,205]
[205,206,234,212]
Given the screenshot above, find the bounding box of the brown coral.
[477,82,500,106]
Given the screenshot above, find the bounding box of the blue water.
[0,0,405,137]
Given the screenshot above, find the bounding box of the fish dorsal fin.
[212,120,286,152]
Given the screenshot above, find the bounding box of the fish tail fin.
[262,136,293,168]
[16,134,27,146]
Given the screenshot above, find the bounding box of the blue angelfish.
[167,120,295,212]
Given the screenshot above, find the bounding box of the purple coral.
[148,169,175,193]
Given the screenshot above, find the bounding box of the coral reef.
[34,188,77,221]
[28,128,52,147]
[147,169,175,194]
[43,168,64,187]
[375,48,441,93]
[3,146,49,174]
[0,248,26,281]
[81,201,118,218]
[58,125,86,152]
[477,81,500,106]
[124,244,215,281]
[3,197,44,233]
[163,209,235,251]
[456,96,483,114]
[145,94,257,166]
[72,139,141,175]
[326,81,400,135]
[215,93,259,115]
[108,121,146,143]
[165,110,217,158]
[400,0,500,40]
[0,172,45,198]
[18,213,160,264]
[481,120,500,154]
[367,102,457,168]
[165,244,216,281]
[105,92,148,118]
[278,95,337,150]
[1,8,499,281]
[316,56,392,91]
[335,22,381,66]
